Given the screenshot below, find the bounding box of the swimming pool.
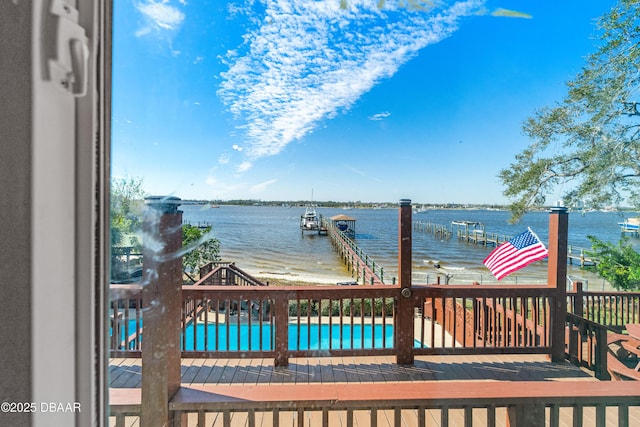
[112,320,427,351]
[182,323,395,351]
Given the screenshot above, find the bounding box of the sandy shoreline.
[247,266,612,290]
[249,270,353,287]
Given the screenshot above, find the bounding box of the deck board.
[110,354,596,388]
[109,354,611,426]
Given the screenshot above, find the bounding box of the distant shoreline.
[179,199,636,212]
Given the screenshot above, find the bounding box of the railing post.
[274,295,289,367]
[396,199,414,365]
[573,282,584,317]
[568,282,583,364]
[140,196,183,427]
[595,325,611,380]
[548,206,568,362]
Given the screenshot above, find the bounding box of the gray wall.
[0,1,33,425]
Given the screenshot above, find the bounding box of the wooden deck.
[109,355,640,427]
[110,354,595,389]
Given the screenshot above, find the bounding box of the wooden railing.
[109,284,143,357]
[567,283,640,331]
[197,261,267,287]
[565,312,613,380]
[414,285,553,354]
[110,382,640,427]
[110,282,562,362]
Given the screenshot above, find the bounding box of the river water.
[181,204,638,289]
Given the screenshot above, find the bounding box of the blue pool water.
[182,323,395,351]
[113,320,429,351]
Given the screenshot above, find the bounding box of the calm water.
[182,205,639,288]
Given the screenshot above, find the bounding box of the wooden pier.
[412,221,451,239]
[323,218,388,285]
[414,221,598,267]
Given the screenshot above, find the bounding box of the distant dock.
[619,217,640,237]
[414,220,597,267]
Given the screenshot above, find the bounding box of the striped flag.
[483,228,548,280]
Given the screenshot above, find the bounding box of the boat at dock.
[300,206,319,231]
[619,217,640,236]
[336,221,349,231]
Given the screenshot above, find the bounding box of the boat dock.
[414,220,597,267]
[619,217,640,237]
[300,206,327,235]
[323,217,388,285]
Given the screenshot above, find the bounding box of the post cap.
[398,199,412,207]
[145,196,182,213]
[549,206,568,213]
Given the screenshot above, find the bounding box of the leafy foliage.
[182,224,221,277]
[500,0,640,221]
[110,177,146,248]
[585,236,640,290]
[289,298,395,317]
[110,177,221,280]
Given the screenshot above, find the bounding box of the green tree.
[586,236,640,290]
[110,177,221,282]
[182,224,221,281]
[111,176,146,247]
[500,0,640,221]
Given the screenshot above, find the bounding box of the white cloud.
[218,0,484,160]
[369,111,391,121]
[205,174,246,197]
[250,178,278,193]
[237,161,253,172]
[218,153,230,164]
[345,164,383,183]
[135,1,185,36]
[232,144,244,152]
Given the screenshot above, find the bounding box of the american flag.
[483,228,548,280]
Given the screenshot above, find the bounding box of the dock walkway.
[323,218,386,285]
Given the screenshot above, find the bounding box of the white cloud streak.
[369,111,391,121]
[135,0,185,36]
[250,178,278,193]
[218,0,484,161]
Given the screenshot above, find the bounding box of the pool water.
[182,323,395,351]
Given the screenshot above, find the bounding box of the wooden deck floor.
[109,355,640,427]
[110,353,596,388]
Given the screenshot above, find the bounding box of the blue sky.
[111,0,616,204]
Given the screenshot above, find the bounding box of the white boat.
[300,206,319,230]
[619,217,640,234]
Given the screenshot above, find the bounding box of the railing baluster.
[487,404,496,427]
[202,298,208,351]
[549,404,560,427]
[225,300,230,352]
[441,406,449,427]
[247,297,252,351]
[360,297,365,349]
[329,298,334,350]
[573,404,583,427]
[296,298,301,351]
[464,406,472,427]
